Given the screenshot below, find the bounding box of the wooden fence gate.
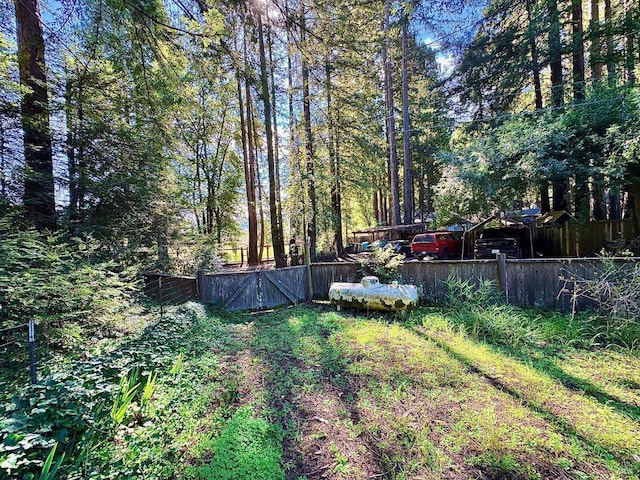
[198,266,308,311]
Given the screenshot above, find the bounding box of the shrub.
[357,247,404,283]
[562,256,640,350]
[0,302,206,479]
[0,218,137,348]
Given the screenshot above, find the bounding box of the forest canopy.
[1,0,639,269]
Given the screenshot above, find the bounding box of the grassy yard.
[2,301,640,479]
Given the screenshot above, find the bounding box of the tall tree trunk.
[526,0,544,109]
[0,125,7,199]
[401,21,414,225]
[14,0,56,230]
[373,191,380,224]
[247,78,265,262]
[572,0,588,219]
[257,15,286,267]
[590,0,603,82]
[548,0,569,211]
[572,0,585,103]
[540,182,551,213]
[267,27,284,237]
[237,57,258,265]
[383,0,401,226]
[625,1,635,86]
[548,0,564,108]
[286,3,303,241]
[604,0,617,85]
[301,9,317,256]
[609,189,621,219]
[425,160,436,216]
[65,79,77,223]
[591,173,608,219]
[325,60,343,253]
[418,163,425,222]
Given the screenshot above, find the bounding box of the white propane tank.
[328,276,418,312]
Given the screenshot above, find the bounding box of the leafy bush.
[163,238,224,276]
[357,247,404,283]
[0,218,137,347]
[0,302,208,479]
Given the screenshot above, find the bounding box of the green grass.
[2,301,640,479]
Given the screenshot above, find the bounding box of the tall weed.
[444,275,542,350]
[563,256,640,351]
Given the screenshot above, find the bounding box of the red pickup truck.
[410,232,462,259]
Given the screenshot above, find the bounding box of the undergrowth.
[189,407,284,480]
[443,273,640,353]
[0,302,254,479]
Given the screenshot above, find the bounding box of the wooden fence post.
[159,276,164,318]
[197,270,206,301]
[496,253,508,301]
[304,240,313,301]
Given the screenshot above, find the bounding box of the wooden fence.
[311,258,640,312]
[143,274,198,305]
[145,258,640,313]
[197,266,308,311]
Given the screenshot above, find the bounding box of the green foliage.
[444,275,544,350]
[357,247,405,283]
[110,370,141,425]
[0,217,137,346]
[0,302,210,479]
[563,256,640,351]
[445,274,500,308]
[165,237,224,276]
[437,86,639,219]
[194,407,284,480]
[38,442,64,480]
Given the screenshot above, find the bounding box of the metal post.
[28,319,36,384]
[159,276,164,318]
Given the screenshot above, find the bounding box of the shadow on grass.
[410,320,639,473]
[244,304,387,479]
[432,306,640,422]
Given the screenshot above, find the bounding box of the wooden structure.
[143,274,198,304]
[145,257,640,313]
[197,266,307,311]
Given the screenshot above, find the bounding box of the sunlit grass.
[415,310,640,461]
[337,320,616,478]
[7,302,638,479]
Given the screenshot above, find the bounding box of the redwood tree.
[14,0,56,230]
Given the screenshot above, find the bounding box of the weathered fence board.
[143,274,197,304]
[311,258,639,312]
[310,263,360,299]
[398,260,497,303]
